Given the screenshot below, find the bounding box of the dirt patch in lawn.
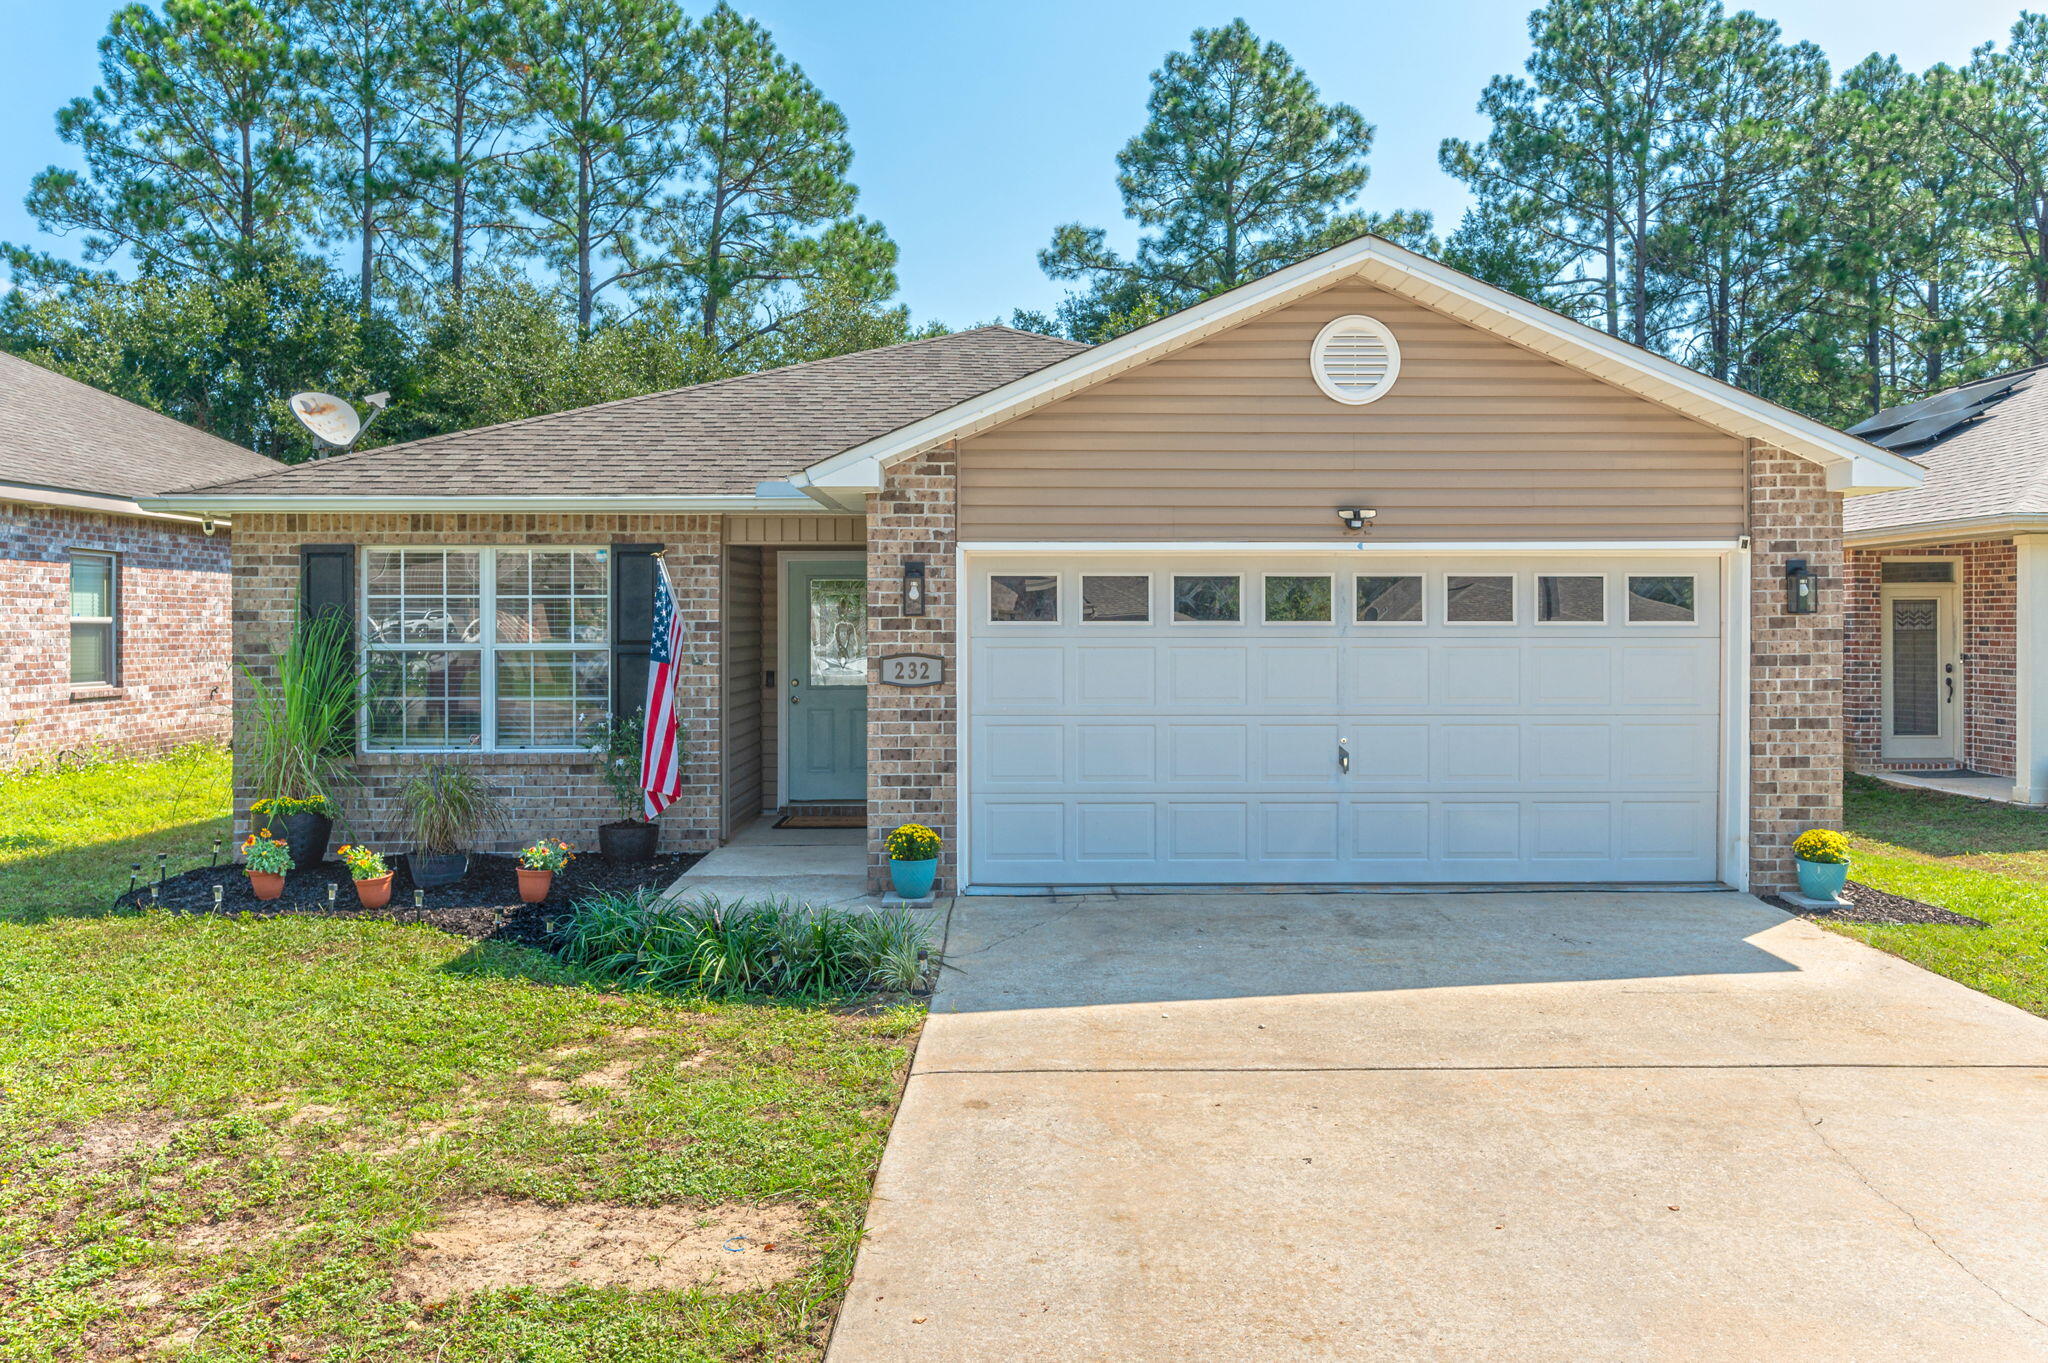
[1772,880,1988,928]
[391,1198,814,1299]
[64,1114,188,1168]
[113,851,699,947]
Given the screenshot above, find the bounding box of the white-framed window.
[361,546,610,752]
[1626,574,1697,624]
[1172,573,1242,623]
[68,550,118,686]
[1536,574,1605,624]
[1263,573,1334,623]
[988,573,1059,623]
[1356,574,1424,624]
[1080,574,1149,623]
[1445,574,1515,624]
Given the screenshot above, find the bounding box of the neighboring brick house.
[1839,366,2048,801]
[151,235,1923,893]
[2,352,278,766]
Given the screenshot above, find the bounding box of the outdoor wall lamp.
[1336,506,1377,532]
[902,559,927,617]
[1785,558,1817,615]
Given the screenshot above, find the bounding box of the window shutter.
[298,543,358,742]
[611,544,661,722]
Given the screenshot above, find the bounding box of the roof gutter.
[139,492,833,516]
[4,480,224,528]
[1846,515,2048,549]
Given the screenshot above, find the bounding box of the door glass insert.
[1627,575,1696,622]
[1264,575,1332,622]
[989,574,1057,622]
[1446,575,1514,623]
[1881,561,1956,584]
[1081,574,1148,622]
[1890,598,1940,736]
[1356,575,1423,623]
[808,577,867,686]
[1173,575,1240,622]
[1537,575,1604,622]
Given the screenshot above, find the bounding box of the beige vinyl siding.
[720,546,765,836]
[725,513,863,545]
[956,281,1747,541]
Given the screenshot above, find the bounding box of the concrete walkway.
[827,891,2048,1362]
[662,817,872,904]
[1865,768,2036,806]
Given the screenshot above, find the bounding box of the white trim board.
[795,234,1924,498]
[142,493,828,515]
[5,480,222,528]
[959,539,1747,556]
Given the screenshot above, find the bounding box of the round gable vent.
[1310,314,1401,405]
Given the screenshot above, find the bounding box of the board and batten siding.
[955,281,1748,542]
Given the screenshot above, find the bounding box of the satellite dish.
[289,389,390,456]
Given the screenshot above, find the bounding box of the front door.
[1880,569,1962,763]
[785,557,868,802]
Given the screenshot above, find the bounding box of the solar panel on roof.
[1873,411,1985,449]
[1849,377,2021,436]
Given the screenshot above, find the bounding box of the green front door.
[785,558,868,803]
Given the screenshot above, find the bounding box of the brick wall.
[3,500,234,766]
[1748,448,1845,892]
[863,443,959,892]
[1845,539,2015,777]
[231,513,722,855]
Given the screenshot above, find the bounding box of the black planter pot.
[275,811,333,869]
[408,850,469,888]
[599,820,659,862]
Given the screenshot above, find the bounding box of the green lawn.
[0,744,234,918]
[0,750,922,1359]
[1836,773,2048,1019]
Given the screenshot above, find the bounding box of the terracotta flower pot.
[354,873,394,909]
[248,871,285,902]
[517,867,554,904]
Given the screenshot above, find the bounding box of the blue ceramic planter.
[889,857,938,900]
[1795,856,1848,901]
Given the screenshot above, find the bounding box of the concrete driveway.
[826,891,2048,1362]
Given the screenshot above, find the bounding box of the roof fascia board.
[1846,516,2048,548]
[3,480,219,526]
[140,493,825,515]
[795,235,1924,496]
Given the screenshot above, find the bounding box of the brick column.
[1747,448,1844,892]
[864,443,959,893]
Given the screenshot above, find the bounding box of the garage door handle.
[1338,740,1350,775]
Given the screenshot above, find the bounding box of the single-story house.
[2,351,278,765]
[1840,366,2048,802]
[150,234,1924,894]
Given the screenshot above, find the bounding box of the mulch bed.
[1770,879,1988,929]
[114,851,701,948]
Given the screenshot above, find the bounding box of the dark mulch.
[1770,878,1988,929]
[114,850,701,948]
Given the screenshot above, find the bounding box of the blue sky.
[1,0,2031,327]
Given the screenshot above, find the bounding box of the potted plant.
[400,762,505,889]
[516,838,573,904]
[884,822,941,900]
[241,830,293,901]
[588,713,661,861]
[1792,828,1851,901]
[241,613,359,866]
[335,844,394,909]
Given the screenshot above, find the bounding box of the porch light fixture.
[1336,507,1377,532]
[1785,558,1817,615]
[903,559,927,616]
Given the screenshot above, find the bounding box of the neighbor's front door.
[785,558,868,802]
[1880,567,1962,764]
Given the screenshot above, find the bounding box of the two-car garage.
[964,551,1734,889]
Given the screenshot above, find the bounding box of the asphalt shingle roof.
[179,326,1088,499]
[0,350,278,500]
[1844,367,2048,536]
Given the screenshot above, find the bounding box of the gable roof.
[1843,366,2048,543]
[155,327,1085,510]
[0,350,277,504]
[794,234,1925,507]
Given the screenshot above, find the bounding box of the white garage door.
[966,553,1725,887]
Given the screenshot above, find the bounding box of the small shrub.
[241,831,293,876]
[885,823,941,862]
[558,890,936,999]
[400,763,506,853]
[334,845,390,881]
[585,713,656,823]
[1792,828,1850,864]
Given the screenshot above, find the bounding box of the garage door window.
[989,575,1058,622]
[1627,575,1696,623]
[1356,575,1423,623]
[1537,575,1604,623]
[1173,575,1241,623]
[1264,574,1332,623]
[1446,574,1514,623]
[1081,574,1149,623]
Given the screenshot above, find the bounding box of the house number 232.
[880,654,943,687]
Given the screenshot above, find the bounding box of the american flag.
[639,558,685,820]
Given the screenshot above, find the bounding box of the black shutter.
[299,543,358,742]
[611,544,661,722]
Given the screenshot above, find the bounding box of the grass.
[0,749,926,1359]
[1834,773,2048,1019]
[0,744,233,919]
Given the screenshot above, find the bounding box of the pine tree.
[299,0,417,316]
